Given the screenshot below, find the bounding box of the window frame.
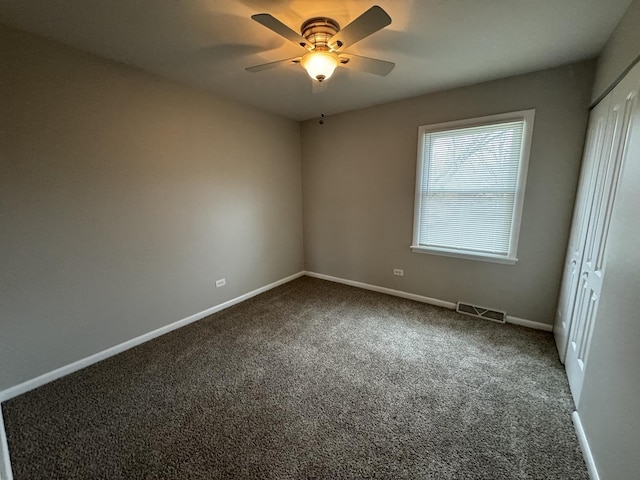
[411,109,535,265]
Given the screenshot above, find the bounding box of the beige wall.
[0,26,304,391]
[591,0,640,103]
[302,61,595,326]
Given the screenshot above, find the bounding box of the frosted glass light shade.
[301,51,339,82]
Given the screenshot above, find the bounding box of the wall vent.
[456,302,506,324]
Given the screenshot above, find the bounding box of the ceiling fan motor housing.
[301,17,340,50]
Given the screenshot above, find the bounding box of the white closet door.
[563,63,640,406]
[554,102,608,362]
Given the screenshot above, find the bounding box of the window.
[411,110,535,264]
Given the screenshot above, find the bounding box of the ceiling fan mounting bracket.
[300,17,340,50]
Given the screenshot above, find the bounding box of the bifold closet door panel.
[559,62,640,405]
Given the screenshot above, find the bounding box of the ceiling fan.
[245,6,395,84]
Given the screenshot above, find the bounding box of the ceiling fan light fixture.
[301,51,339,82]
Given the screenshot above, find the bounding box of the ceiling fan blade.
[251,14,312,51]
[328,6,391,51]
[339,54,394,76]
[245,57,301,73]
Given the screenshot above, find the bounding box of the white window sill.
[410,245,518,265]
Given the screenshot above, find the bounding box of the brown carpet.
[2,276,588,479]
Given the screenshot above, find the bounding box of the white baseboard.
[303,271,553,331]
[572,411,600,480]
[0,269,551,480]
[0,406,13,480]
[505,315,553,332]
[0,270,303,479]
[304,271,457,309]
[0,271,304,404]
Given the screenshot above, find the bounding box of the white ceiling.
[0,0,633,120]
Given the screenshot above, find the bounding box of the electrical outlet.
[215,278,226,288]
[393,269,404,276]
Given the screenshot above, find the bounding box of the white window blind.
[412,111,534,264]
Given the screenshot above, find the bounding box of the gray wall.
[577,2,640,477]
[0,26,304,392]
[591,0,640,103]
[301,62,595,325]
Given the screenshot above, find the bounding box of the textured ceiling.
[0,0,633,120]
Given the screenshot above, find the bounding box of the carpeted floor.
[3,277,588,479]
